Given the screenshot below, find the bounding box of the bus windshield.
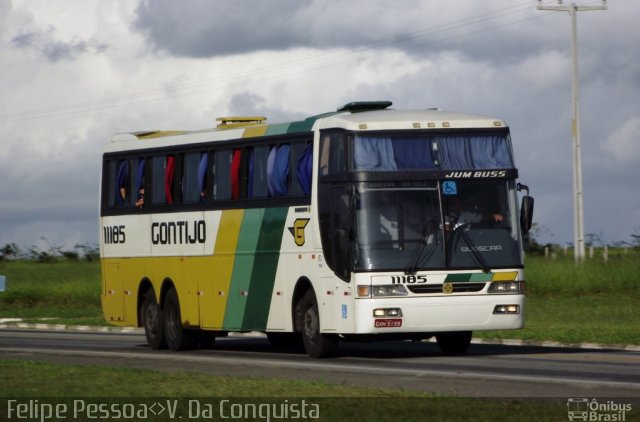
[353,179,522,272]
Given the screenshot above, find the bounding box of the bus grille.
[408,283,487,294]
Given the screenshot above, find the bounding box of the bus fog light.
[373,308,403,317]
[386,308,402,317]
[493,304,520,314]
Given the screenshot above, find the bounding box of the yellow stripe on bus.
[199,209,244,329]
[242,125,268,138]
[492,271,518,281]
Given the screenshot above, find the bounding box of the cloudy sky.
[1,0,638,254]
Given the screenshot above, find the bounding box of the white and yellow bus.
[100,101,533,358]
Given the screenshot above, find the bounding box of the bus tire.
[436,331,472,355]
[141,290,167,350]
[163,287,198,351]
[296,290,338,358]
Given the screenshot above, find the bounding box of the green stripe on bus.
[287,118,316,133]
[445,273,471,282]
[241,207,289,331]
[265,123,290,136]
[222,208,264,330]
[469,273,493,282]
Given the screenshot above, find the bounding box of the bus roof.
[316,108,506,131]
[105,102,507,153]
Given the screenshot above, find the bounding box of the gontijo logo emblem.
[288,218,310,246]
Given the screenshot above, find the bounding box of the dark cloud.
[132,0,561,64]
[11,26,108,62]
[133,0,481,58]
[133,0,314,57]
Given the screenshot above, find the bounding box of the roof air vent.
[216,116,267,129]
[337,101,392,113]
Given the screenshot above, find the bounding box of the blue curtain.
[438,135,512,169]
[392,136,436,170]
[267,145,290,197]
[197,153,208,202]
[297,144,313,195]
[116,161,129,205]
[136,158,145,193]
[351,134,512,171]
[353,136,397,170]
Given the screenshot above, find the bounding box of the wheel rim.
[303,307,318,345]
[166,301,179,342]
[144,305,158,336]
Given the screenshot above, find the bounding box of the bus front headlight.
[488,281,525,294]
[371,284,409,297]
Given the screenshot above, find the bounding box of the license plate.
[374,318,402,328]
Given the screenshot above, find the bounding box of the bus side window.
[287,143,303,197]
[182,152,204,204]
[267,144,290,197]
[247,146,269,199]
[231,149,241,200]
[135,158,146,208]
[296,142,313,196]
[151,156,167,205]
[319,135,330,176]
[105,160,117,209]
[198,152,208,203]
[115,160,130,207]
[165,155,176,204]
[213,149,232,201]
[319,132,346,176]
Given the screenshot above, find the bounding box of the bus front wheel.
[436,331,472,355]
[296,290,337,358]
[163,287,198,351]
[141,290,167,350]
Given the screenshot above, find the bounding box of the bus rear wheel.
[163,287,198,351]
[296,290,337,358]
[141,290,166,350]
[436,331,472,355]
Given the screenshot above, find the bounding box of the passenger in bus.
[135,188,145,208]
[116,161,129,206]
[135,158,145,208]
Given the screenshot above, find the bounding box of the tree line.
[0,240,99,263]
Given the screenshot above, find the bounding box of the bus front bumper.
[351,294,525,335]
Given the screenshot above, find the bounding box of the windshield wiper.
[405,222,437,275]
[452,224,491,273]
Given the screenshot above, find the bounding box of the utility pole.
[537,1,607,261]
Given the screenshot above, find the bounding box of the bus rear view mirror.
[520,196,534,235]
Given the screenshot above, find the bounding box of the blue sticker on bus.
[442,181,457,195]
[342,304,348,319]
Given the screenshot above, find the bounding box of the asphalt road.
[1,328,639,398]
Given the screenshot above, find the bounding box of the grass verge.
[0,254,638,345]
